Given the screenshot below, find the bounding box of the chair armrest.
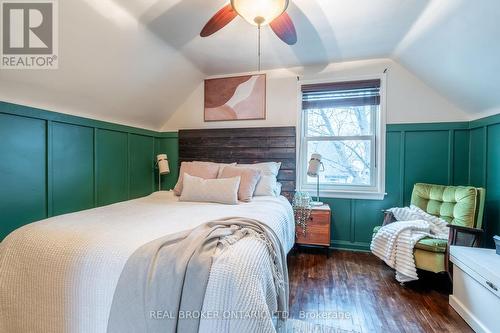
[382,210,397,226]
[447,224,483,247]
[446,224,484,235]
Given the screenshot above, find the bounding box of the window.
[299,78,386,200]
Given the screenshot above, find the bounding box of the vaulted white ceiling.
[1,0,499,130]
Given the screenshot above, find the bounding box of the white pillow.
[180,174,240,205]
[237,162,281,196]
[274,182,282,196]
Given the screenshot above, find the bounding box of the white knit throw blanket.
[371,205,449,282]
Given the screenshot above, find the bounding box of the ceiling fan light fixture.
[231,0,289,26]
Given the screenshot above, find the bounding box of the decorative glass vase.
[293,191,312,236]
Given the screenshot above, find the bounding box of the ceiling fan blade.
[200,4,238,37]
[270,12,297,45]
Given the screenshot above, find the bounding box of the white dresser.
[450,246,500,333]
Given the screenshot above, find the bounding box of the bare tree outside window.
[305,105,378,186]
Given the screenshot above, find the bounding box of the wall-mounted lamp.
[307,153,324,206]
[156,154,170,191]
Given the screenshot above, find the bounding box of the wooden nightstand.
[295,204,331,253]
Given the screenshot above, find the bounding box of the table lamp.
[307,153,324,206]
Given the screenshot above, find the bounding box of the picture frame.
[204,74,266,122]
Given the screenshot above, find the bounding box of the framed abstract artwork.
[204,74,266,122]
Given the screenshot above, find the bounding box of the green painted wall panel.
[469,127,485,187]
[325,198,351,246]
[52,122,94,215]
[96,130,129,206]
[129,134,155,199]
[485,124,500,247]
[385,131,403,207]
[469,116,500,248]
[403,131,451,204]
[353,199,386,248]
[453,130,470,186]
[0,114,47,239]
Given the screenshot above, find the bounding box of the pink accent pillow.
[219,166,261,202]
[174,162,221,196]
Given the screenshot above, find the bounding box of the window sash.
[304,105,378,137]
[302,104,378,191]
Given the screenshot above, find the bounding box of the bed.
[0,126,297,333]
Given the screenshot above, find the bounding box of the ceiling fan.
[200,0,297,45]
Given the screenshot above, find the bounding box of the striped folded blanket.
[371,205,449,282]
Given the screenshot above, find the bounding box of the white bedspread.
[0,191,294,333]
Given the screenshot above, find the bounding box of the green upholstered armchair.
[372,183,486,274]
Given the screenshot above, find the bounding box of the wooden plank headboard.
[178,127,296,201]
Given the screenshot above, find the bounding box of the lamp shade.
[307,153,322,177]
[157,154,170,175]
[231,0,289,26]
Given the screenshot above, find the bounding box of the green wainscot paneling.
[96,129,130,206]
[385,131,403,207]
[485,124,500,247]
[453,130,470,186]
[469,127,486,187]
[0,114,47,239]
[129,134,155,199]
[52,122,94,215]
[0,101,177,240]
[352,200,387,249]
[469,114,500,248]
[403,130,451,204]
[326,198,352,249]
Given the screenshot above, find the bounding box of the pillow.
[237,162,281,196]
[217,162,237,177]
[174,161,233,196]
[219,166,261,202]
[274,182,282,197]
[179,174,240,205]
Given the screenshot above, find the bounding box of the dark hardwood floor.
[287,249,473,333]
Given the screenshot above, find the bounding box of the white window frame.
[297,74,387,200]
